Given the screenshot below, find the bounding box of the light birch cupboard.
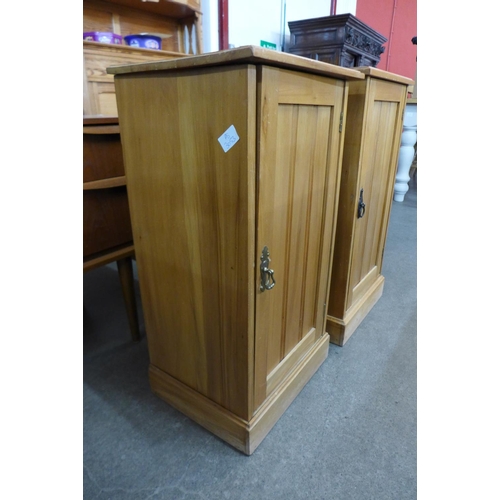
[108,46,364,454]
[326,66,414,346]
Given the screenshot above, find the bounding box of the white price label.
[218,125,240,153]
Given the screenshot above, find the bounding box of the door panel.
[254,66,346,409]
[348,83,400,308]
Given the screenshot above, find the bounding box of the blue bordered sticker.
[218,125,240,153]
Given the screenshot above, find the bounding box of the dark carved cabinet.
[287,14,386,68]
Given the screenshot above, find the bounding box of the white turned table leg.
[394,102,417,202]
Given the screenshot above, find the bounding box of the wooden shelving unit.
[83,0,202,116]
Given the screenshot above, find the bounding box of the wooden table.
[83,116,140,342]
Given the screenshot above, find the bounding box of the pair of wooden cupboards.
[107,47,413,455]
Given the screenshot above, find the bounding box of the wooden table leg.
[394,101,417,202]
[117,256,141,342]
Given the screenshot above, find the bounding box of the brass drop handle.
[260,246,276,292]
[358,188,366,219]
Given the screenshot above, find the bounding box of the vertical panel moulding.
[254,65,281,411]
[349,99,376,289]
[360,99,384,278]
[358,103,380,281]
[305,105,333,336]
[367,100,396,272]
[261,103,294,374]
[279,105,299,362]
[363,101,384,274]
[283,104,318,355]
[318,85,346,328]
[296,106,319,342]
[291,110,318,342]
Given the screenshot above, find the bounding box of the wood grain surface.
[108,45,365,81]
[254,66,346,408]
[327,74,409,345]
[114,57,346,452]
[116,64,256,419]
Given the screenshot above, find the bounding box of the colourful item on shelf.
[83,32,123,44]
[124,34,162,50]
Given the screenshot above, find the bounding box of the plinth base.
[327,276,384,346]
[149,333,330,455]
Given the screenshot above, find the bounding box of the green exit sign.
[260,40,277,50]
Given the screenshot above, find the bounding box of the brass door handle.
[260,246,276,292]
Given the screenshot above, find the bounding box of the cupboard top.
[356,66,414,86]
[107,45,365,80]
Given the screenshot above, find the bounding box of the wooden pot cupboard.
[108,46,364,454]
[83,0,203,116]
[326,67,414,346]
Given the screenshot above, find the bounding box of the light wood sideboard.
[326,67,413,346]
[108,46,364,454]
[83,0,203,116]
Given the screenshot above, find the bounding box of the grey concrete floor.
[83,177,417,500]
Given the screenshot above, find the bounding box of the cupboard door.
[348,79,406,308]
[253,66,346,409]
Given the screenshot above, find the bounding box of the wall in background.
[201,0,219,53]
[201,0,416,80]
[228,0,284,49]
[334,0,357,15]
[356,0,417,79]
[226,0,331,51]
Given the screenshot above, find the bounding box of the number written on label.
[218,125,240,153]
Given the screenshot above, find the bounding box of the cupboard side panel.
[114,66,255,419]
[327,84,367,319]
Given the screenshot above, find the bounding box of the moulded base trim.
[326,275,384,346]
[148,333,330,455]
